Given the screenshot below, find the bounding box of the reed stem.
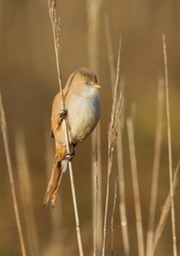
[48,1,84,255]
[0,92,27,256]
[162,34,177,256]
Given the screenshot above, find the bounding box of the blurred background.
[0,0,180,255]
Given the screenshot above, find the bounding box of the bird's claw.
[59,109,68,119]
[63,144,76,162]
[64,152,74,162]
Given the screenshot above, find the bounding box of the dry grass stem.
[102,40,123,255]
[152,160,180,255]
[93,115,103,247]
[111,34,122,107]
[146,78,164,256]
[15,131,40,256]
[91,120,102,256]
[90,134,102,255]
[102,93,123,256]
[117,121,130,256]
[91,111,102,255]
[104,15,115,88]
[44,129,66,255]
[162,34,177,256]
[0,92,27,256]
[52,40,85,256]
[130,102,137,126]
[86,0,102,254]
[127,117,145,256]
[92,154,99,256]
[48,0,63,95]
[105,20,129,255]
[105,26,129,255]
[48,1,84,255]
[86,0,102,71]
[110,178,118,255]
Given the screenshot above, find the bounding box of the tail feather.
[43,145,69,207]
[43,162,61,207]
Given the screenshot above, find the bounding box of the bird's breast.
[66,94,100,143]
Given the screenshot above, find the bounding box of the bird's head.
[65,68,101,96]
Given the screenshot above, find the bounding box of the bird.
[43,68,101,207]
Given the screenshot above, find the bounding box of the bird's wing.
[51,92,65,135]
[50,128,54,138]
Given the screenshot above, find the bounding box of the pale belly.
[67,96,100,143]
[55,95,101,145]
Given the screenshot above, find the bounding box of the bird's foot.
[59,108,68,119]
[64,146,76,162]
[64,152,74,162]
[55,109,68,130]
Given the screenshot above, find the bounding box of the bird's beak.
[93,84,101,89]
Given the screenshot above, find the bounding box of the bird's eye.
[85,81,90,86]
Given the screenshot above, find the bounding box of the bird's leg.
[59,108,68,119]
[64,143,77,162]
[56,109,68,130]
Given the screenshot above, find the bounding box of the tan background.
[0,0,180,255]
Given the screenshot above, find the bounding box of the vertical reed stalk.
[0,92,27,256]
[15,131,40,256]
[104,15,115,89]
[102,93,122,256]
[127,117,145,256]
[117,122,130,256]
[86,0,102,71]
[44,129,65,255]
[86,0,102,254]
[152,160,180,255]
[104,23,129,255]
[162,34,177,256]
[48,1,84,255]
[110,178,118,255]
[102,41,123,255]
[146,78,164,256]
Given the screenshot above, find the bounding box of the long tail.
[43,162,63,207]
